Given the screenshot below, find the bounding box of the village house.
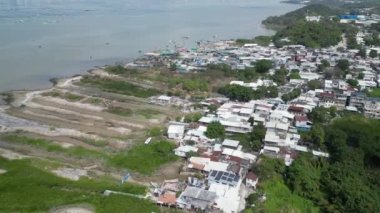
[174,145,198,157]
[294,115,312,132]
[208,182,242,213]
[207,170,241,187]
[245,172,259,189]
[167,123,186,140]
[176,187,217,210]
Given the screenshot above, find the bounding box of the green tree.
[321,59,330,68]
[169,63,177,71]
[310,124,325,149]
[336,59,349,71]
[271,68,288,85]
[369,49,378,58]
[307,80,323,90]
[307,107,334,124]
[254,60,273,73]
[357,48,367,58]
[281,88,301,102]
[208,104,218,113]
[205,121,225,139]
[254,156,285,179]
[289,72,301,79]
[346,79,358,87]
[286,153,326,202]
[218,84,253,102]
[184,113,202,123]
[250,124,266,151]
[358,72,364,80]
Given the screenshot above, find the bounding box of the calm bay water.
[0,0,301,91]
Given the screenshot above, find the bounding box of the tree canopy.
[205,121,225,139]
[254,60,273,73]
[273,20,343,48]
[307,80,323,90]
[218,84,253,102]
[369,49,378,58]
[286,116,380,213]
[336,59,349,71]
[218,84,278,102]
[281,88,301,103]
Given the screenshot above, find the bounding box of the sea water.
[0,0,301,91]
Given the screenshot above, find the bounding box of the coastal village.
[128,11,380,212]
[1,2,380,213]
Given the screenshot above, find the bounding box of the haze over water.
[0,0,301,92]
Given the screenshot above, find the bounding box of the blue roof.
[339,15,358,20]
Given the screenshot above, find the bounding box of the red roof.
[229,156,242,164]
[246,172,258,181]
[295,115,309,122]
[288,105,304,112]
[158,191,177,205]
[320,92,335,98]
[210,152,221,162]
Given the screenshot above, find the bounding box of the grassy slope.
[248,157,319,213]
[109,141,178,175]
[260,177,319,213]
[1,134,178,176]
[0,157,158,213]
[80,75,160,98]
[1,134,106,160]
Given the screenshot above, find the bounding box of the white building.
[167,124,185,140]
[305,16,321,22]
[208,183,242,213]
[174,145,198,157]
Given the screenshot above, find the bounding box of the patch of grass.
[105,65,138,75]
[80,138,108,147]
[1,134,106,160]
[42,91,61,97]
[80,76,160,98]
[136,108,160,119]
[42,91,84,102]
[64,93,84,102]
[73,177,147,195]
[255,177,319,213]
[108,141,178,175]
[106,106,133,117]
[147,127,164,137]
[367,87,380,98]
[0,157,157,212]
[87,97,103,105]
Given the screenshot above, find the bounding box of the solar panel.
[216,172,223,180]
